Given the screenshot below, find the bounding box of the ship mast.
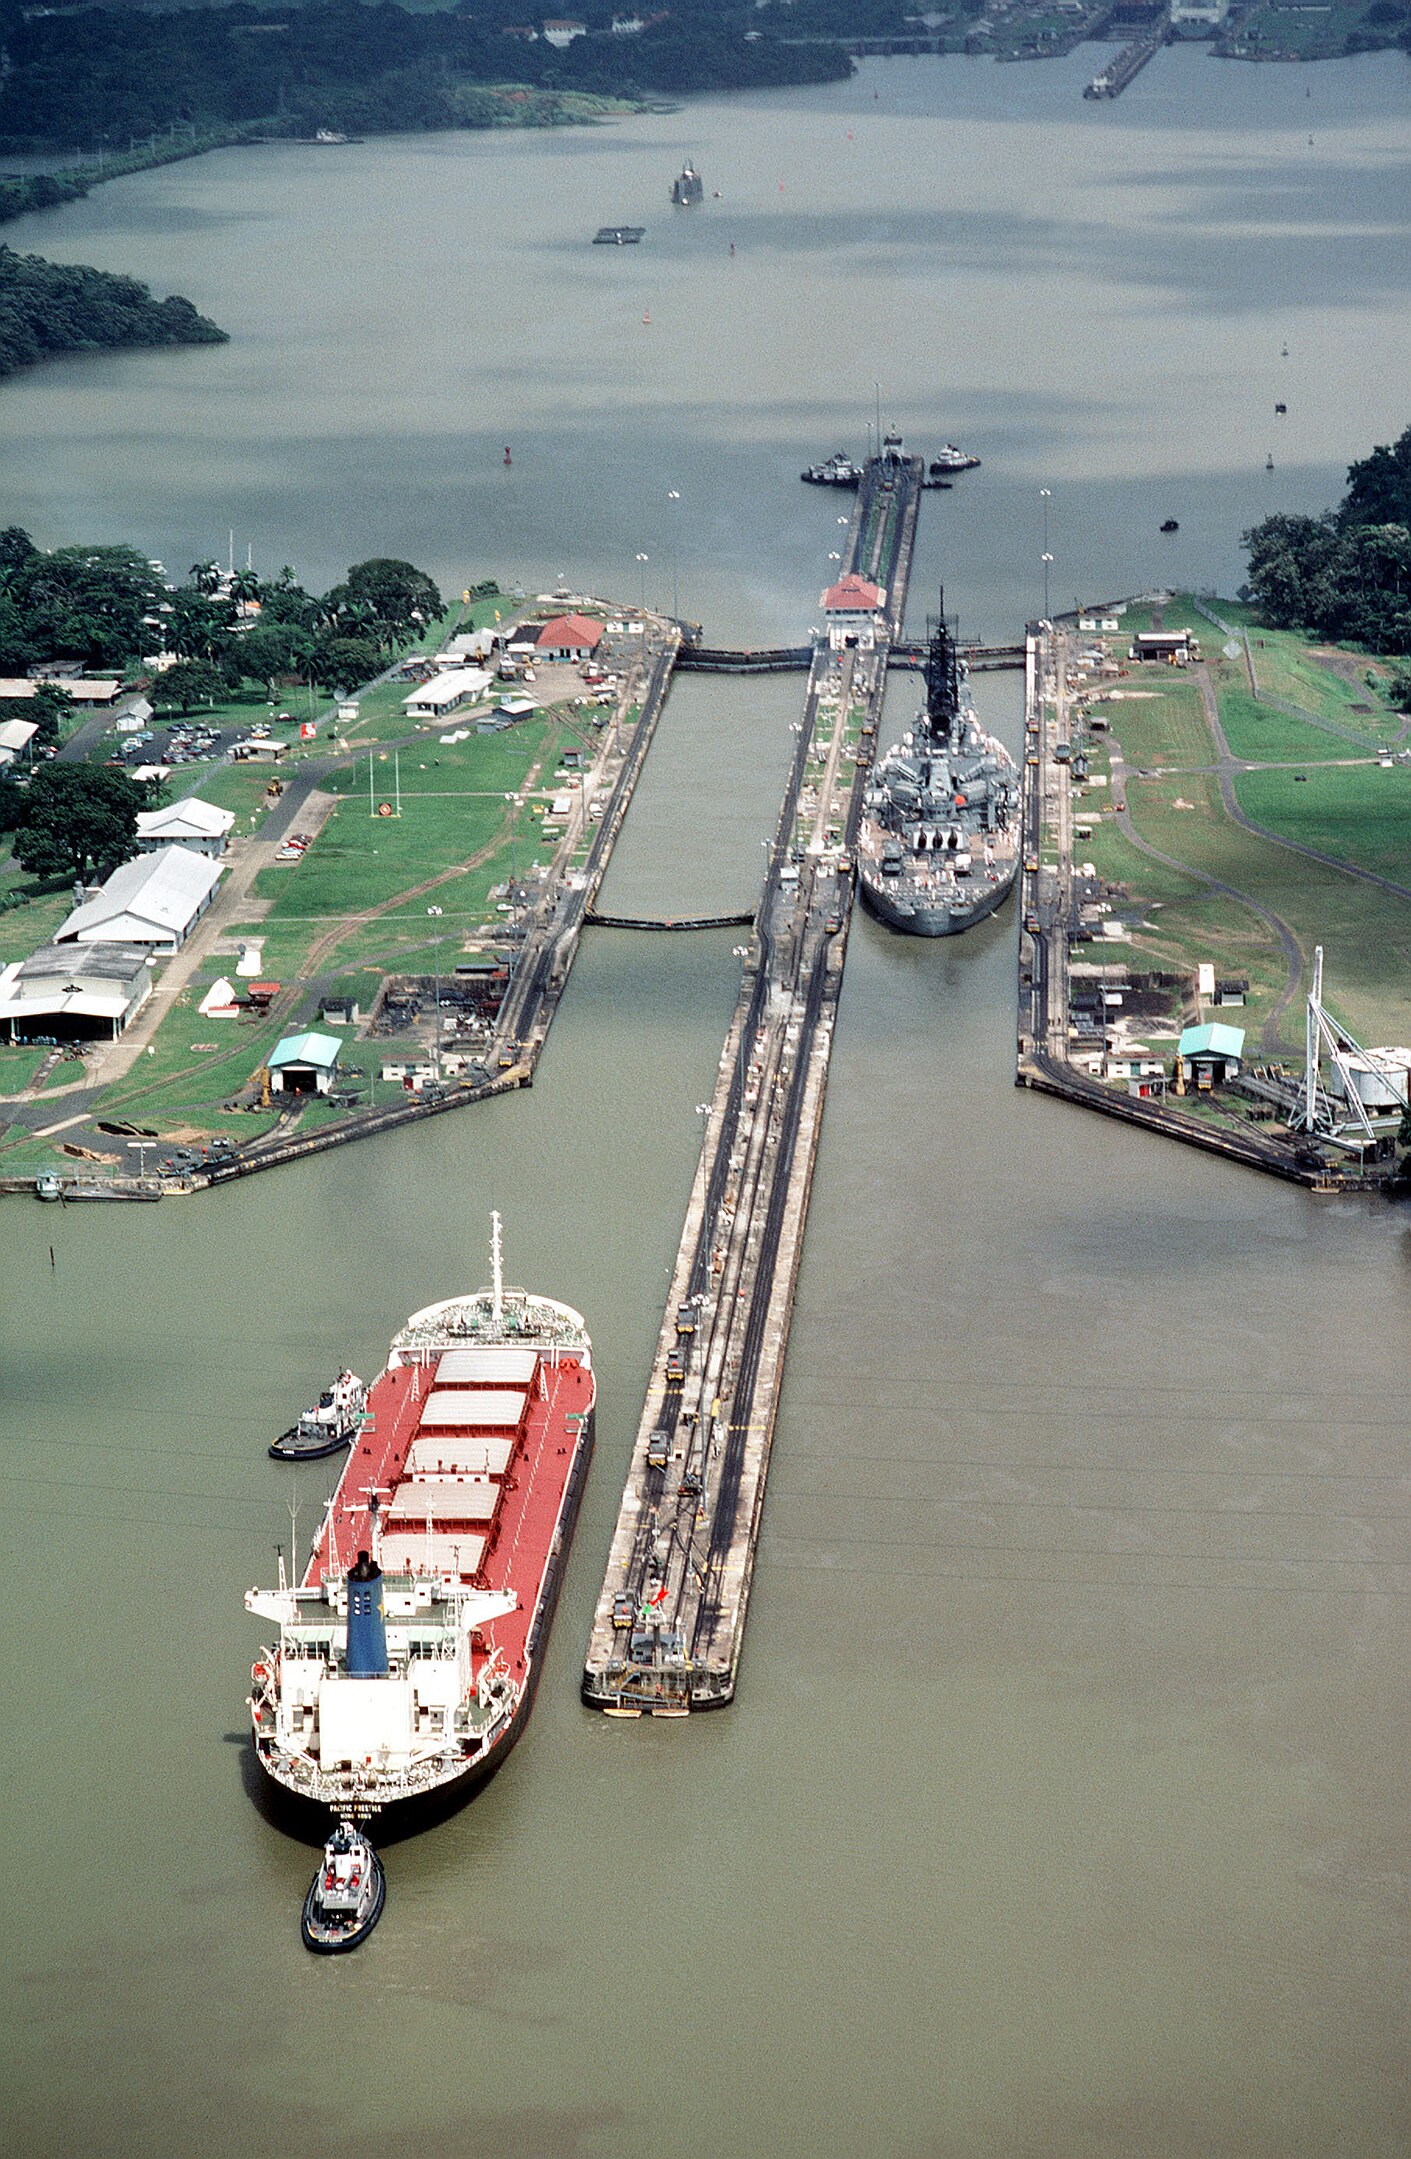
[491,1209,504,1329]
[922,588,961,748]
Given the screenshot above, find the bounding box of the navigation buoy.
[846,129,854,141]
[1266,452,1275,471]
[643,309,651,325]
[729,242,735,257]
[503,445,512,466]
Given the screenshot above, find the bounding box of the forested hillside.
[0,247,226,379]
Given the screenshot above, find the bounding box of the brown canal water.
[3,48,1411,2159]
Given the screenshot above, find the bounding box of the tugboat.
[670,161,704,206]
[301,1818,386,1954]
[801,449,865,488]
[928,443,981,476]
[269,1370,366,1463]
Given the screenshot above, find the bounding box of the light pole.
[666,491,681,622]
[427,906,443,1081]
[1040,488,1052,622]
[635,553,649,613]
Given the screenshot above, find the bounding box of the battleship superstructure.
[857,602,1019,937]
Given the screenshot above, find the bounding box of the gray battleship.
[857,604,1019,937]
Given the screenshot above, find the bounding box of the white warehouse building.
[55,845,223,952]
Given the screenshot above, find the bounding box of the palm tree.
[230,567,262,605]
[189,558,220,596]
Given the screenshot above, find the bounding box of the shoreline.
[0,93,664,228]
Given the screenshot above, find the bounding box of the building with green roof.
[268,1030,342,1096]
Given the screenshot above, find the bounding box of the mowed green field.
[1117,766,1411,1051]
[1235,763,1411,886]
[1244,628,1397,729]
[1079,602,1411,1054]
[1213,679,1366,763]
[1095,676,1211,769]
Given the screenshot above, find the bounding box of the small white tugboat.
[301,1819,386,1953]
[269,1370,366,1462]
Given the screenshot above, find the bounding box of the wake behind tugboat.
[858,599,1019,937]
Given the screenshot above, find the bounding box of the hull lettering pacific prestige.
[245,1214,595,1839]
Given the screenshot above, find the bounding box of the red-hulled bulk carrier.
[246,1216,594,1836]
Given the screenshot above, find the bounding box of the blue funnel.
[345,1551,388,1678]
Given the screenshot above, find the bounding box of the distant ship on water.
[670,161,704,206]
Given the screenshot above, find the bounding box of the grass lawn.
[1123,767,1411,1049]
[1234,0,1397,55]
[270,720,556,927]
[1098,675,1211,770]
[1235,763,1411,886]
[1242,628,1397,731]
[0,1044,46,1091]
[1214,680,1363,764]
[96,1006,289,1125]
[0,844,76,964]
[1116,596,1241,641]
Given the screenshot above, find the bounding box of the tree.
[1339,425,1411,532]
[1241,512,1338,629]
[154,658,226,715]
[0,595,37,672]
[189,558,221,595]
[1386,661,1411,712]
[13,543,163,666]
[166,589,236,663]
[308,633,382,691]
[235,623,313,688]
[28,679,72,748]
[13,762,144,882]
[0,765,26,834]
[0,525,36,575]
[259,580,317,631]
[335,557,445,641]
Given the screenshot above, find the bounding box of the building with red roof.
[535,613,605,661]
[819,571,888,650]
